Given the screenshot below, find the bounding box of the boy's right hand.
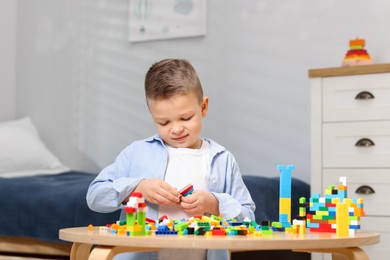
[134,178,180,206]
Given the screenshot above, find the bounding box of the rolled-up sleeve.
[208,142,256,221]
[86,138,165,213]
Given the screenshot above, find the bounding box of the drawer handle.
[355,138,375,147]
[355,91,375,100]
[355,185,375,195]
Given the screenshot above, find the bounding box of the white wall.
[0,0,16,121]
[12,0,390,180]
[15,0,99,172]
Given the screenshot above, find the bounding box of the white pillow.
[0,117,69,178]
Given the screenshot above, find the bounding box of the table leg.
[294,247,369,260]
[88,245,161,260]
[329,247,369,260]
[70,242,93,260]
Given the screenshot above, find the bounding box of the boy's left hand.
[179,190,219,216]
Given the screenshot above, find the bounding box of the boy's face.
[148,92,208,149]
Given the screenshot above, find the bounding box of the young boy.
[86,59,255,260]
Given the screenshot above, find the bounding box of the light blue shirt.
[86,135,255,260]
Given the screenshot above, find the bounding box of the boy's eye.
[158,121,168,126]
[182,116,193,121]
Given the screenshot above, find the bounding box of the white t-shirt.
[158,140,210,220]
[158,140,209,260]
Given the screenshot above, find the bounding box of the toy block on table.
[124,192,148,236]
[156,225,178,235]
[211,229,226,236]
[292,219,306,235]
[336,202,349,237]
[260,220,273,235]
[277,164,294,226]
[306,176,366,236]
[298,197,307,220]
[158,215,168,223]
[94,165,368,240]
[174,222,188,232]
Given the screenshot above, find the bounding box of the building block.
[179,184,194,197]
[306,176,365,236]
[277,165,294,223]
[336,202,349,237]
[96,167,367,240]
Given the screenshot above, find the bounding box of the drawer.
[323,169,390,216]
[322,73,390,122]
[360,216,390,259]
[323,121,390,168]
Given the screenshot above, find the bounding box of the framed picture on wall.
[128,0,207,42]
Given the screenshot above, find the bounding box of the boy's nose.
[171,123,184,134]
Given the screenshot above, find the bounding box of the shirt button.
[212,178,217,184]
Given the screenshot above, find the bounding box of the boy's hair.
[144,59,203,105]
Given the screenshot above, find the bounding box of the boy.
[86,59,255,259]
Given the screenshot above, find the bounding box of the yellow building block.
[279,198,291,221]
[316,210,329,216]
[336,202,349,237]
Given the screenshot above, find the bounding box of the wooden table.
[59,227,380,260]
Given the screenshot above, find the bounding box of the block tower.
[341,38,373,66]
[277,164,294,228]
[306,176,365,236]
[124,192,148,236]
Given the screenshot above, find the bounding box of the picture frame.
[128,0,207,42]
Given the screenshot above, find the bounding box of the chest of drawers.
[309,64,390,260]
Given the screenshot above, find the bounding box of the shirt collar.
[145,135,226,157]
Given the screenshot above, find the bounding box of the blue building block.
[277,165,294,198]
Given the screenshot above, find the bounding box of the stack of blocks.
[292,197,307,235]
[92,165,366,238]
[341,38,373,66]
[124,192,148,236]
[277,165,294,229]
[275,165,306,235]
[306,176,365,236]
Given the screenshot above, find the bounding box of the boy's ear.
[201,96,209,117]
